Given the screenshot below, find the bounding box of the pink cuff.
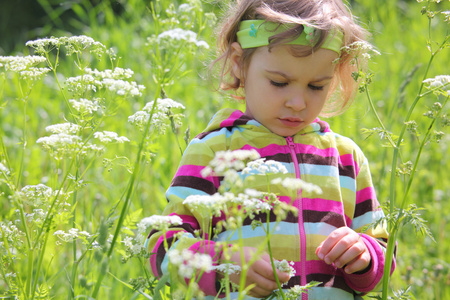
[344,234,394,293]
[186,240,222,296]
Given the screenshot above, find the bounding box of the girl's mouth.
[279,117,303,127]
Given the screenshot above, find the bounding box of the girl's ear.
[230,42,244,80]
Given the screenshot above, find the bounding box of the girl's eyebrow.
[265,70,333,82]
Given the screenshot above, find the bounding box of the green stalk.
[91,84,163,298]
[30,229,51,300]
[266,210,287,300]
[381,54,435,300]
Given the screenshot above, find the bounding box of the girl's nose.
[285,94,306,111]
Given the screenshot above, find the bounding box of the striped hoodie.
[146,108,395,299]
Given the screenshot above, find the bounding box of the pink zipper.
[286,136,308,300]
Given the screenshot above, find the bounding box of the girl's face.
[231,43,338,137]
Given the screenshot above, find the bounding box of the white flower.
[101,78,145,96]
[70,98,100,114]
[139,215,183,231]
[143,98,185,114]
[54,228,92,242]
[274,259,296,279]
[242,158,288,175]
[272,177,322,194]
[122,236,133,248]
[66,74,102,93]
[0,55,46,72]
[26,37,62,54]
[213,263,241,275]
[94,131,129,143]
[156,28,209,49]
[423,75,450,92]
[128,98,185,133]
[37,133,82,148]
[0,163,10,175]
[442,11,450,23]
[84,67,134,79]
[183,193,229,217]
[168,249,213,279]
[45,122,81,134]
[206,149,261,175]
[19,67,50,80]
[65,35,106,56]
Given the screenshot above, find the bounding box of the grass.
[0,0,449,299]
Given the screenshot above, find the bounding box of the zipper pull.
[286,136,295,148]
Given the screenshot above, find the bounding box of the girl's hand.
[220,246,290,298]
[315,227,371,274]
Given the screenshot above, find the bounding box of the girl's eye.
[308,84,324,91]
[270,80,288,87]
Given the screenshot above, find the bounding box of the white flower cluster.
[201,149,261,177]
[84,67,134,79]
[168,249,213,278]
[271,177,323,194]
[423,75,450,96]
[139,215,183,231]
[37,133,82,148]
[213,263,241,275]
[94,131,130,143]
[23,208,47,225]
[37,122,105,159]
[0,162,10,175]
[19,67,51,81]
[274,259,296,279]
[69,98,101,115]
[25,37,62,54]
[45,122,81,134]
[54,228,92,242]
[66,75,102,93]
[0,55,49,80]
[66,68,143,97]
[183,193,230,217]
[65,35,106,56]
[16,184,71,211]
[156,28,209,49]
[128,98,185,134]
[102,78,145,96]
[341,41,380,64]
[121,236,146,256]
[233,190,272,214]
[0,221,24,241]
[242,158,288,175]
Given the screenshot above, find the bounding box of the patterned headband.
[236,20,344,55]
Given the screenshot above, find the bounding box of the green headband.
[237,20,344,55]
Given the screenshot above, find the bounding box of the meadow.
[0,0,449,299]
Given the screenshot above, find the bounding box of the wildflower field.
[0,0,449,299]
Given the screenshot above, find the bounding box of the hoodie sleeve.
[343,150,396,294]
[145,136,224,296]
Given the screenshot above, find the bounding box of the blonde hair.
[211,0,369,116]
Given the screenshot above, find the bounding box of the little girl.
[147,0,395,299]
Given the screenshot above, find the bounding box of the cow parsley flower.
[156,28,209,49]
[242,158,288,175]
[66,74,102,93]
[85,67,134,79]
[183,193,229,217]
[0,55,47,72]
[45,122,81,134]
[168,249,213,279]
[423,75,450,96]
[202,149,261,176]
[274,259,296,278]
[26,37,63,55]
[128,98,185,134]
[54,228,92,243]
[65,35,106,57]
[102,78,145,96]
[70,98,101,115]
[139,215,183,231]
[19,67,50,81]
[213,263,241,275]
[94,131,130,143]
[442,11,450,23]
[0,162,10,175]
[271,177,322,194]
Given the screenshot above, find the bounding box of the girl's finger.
[342,251,371,274]
[333,241,367,269]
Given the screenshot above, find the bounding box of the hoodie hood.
[202,108,331,137]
